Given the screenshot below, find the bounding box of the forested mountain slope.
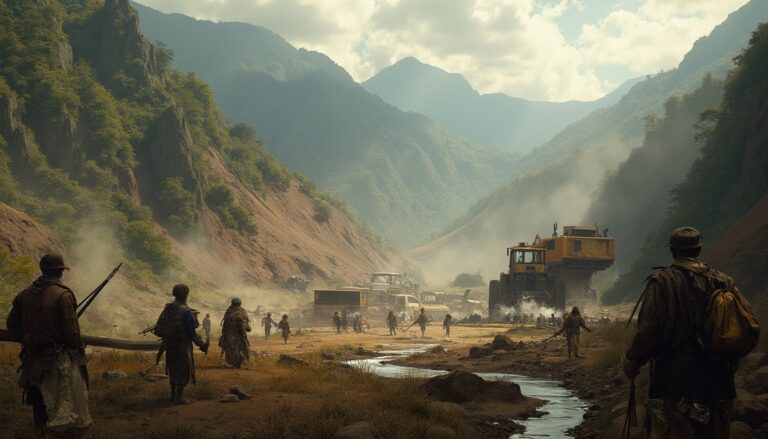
[363,57,640,154]
[134,2,518,247]
[0,0,395,328]
[604,23,768,303]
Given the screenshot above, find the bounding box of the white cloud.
[137,0,749,101]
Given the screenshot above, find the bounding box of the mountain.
[583,76,724,275]
[0,0,396,330]
[362,57,640,154]
[406,0,768,284]
[604,23,768,302]
[133,2,518,247]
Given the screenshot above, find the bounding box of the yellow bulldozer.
[489,224,615,318]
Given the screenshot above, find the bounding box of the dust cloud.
[407,138,637,289]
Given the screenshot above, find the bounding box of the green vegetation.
[604,23,768,303]
[205,185,257,235]
[313,199,332,223]
[158,177,198,234]
[0,249,38,317]
[450,272,485,288]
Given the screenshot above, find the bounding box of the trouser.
[566,333,579,357]
[646,399,731,439]
[27,385,47,434]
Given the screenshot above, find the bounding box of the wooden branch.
[0,328,161,351]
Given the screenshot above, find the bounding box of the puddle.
[347,344,588,438]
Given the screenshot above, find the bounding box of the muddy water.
[347,344,587,438]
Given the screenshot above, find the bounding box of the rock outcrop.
[422,370,524,404]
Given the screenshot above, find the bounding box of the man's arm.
[580,318,592,333]
[5,293,23,341]
[624,278,666,369]
[59,290,83,349]
[183,309,207,352]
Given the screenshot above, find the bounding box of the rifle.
[138,325,156,336]
[77,263,123,317]
[543,331,561,341]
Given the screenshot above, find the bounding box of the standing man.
[261,312,277,341]
[332,311,342,334]
[622,227,758,438]
[442,314,453,337]
[6,254,92,436]
[416,308,429,338]
[277,314,291,344]
[386,311,398,335]
[219,298,251,368]
[153,284,208,405]
[553,306,591,360]
[202,313,212,341]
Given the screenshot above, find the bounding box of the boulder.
[143,373,168,382]
[729,421,755,439]
[490,335,515,350]
[102,369,127,380]
[422,370,523,404]
[427,401,467,417]
[354,347,377,356]
[468,346,492,359]
[277,354,310,367]
[219,394,239,403]
[321,352,337,360]
[746,366,768,395]
[733,389,768,428]
[741,352,768,373]
[333,421,381,439]
[429,345,447,354]
[426,425,456,439]
[228,386,251,400]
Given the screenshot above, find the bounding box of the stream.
[346,344,588,438]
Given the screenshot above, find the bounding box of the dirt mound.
[0,202,64,257]
[490,335,515,350]
[422,370,524,404]
[702,194,768,294]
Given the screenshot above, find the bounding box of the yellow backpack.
[701,287,760,360]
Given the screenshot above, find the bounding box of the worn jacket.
[6,277,82,350]
[625,258,749,403]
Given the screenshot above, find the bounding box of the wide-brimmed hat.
[667,227,703,249]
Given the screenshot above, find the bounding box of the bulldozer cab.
[507,245,546,274]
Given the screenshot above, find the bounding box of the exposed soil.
[0,202,65,257]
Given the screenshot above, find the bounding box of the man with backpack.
[622,227,760,439]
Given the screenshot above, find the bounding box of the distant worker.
[553,306,591,360]
[352,313,362,333]
[153,284,208,404]
[386,311,398,335]
[341,310,349,332]
[443,314,453,337]
[549,313,557,326]
[332,311,342,334]
[261,312,277,340]
[416,308,428,338]
[6,254,92,435]
[622,227,759,439]
[219,297,251,369]
[202,313,211,340]
[277,314,291,344]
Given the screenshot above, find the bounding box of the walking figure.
[261,312,277,340]
[277,314,291,344]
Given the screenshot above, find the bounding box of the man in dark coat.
[554,306,591,359]
[6,254,92,435]
[153,284,208,404]
[623,227,756,438]
[219,297,251,368]
[386,311,398,335]
[416,308,428,337]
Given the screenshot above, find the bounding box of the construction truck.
[489,224,614,318]
[366,272,419,312]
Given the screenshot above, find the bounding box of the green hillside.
[604,23,768,303]
[133,2,518,247]
[583,76,724,274]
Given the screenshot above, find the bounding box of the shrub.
[205,185,257,235]
[0,249,38,316]
[120,220,177,275]
[158,177,198,234]
[313,199,332,223]
[450,272,485,288]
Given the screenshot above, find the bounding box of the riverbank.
[0,325,548,439]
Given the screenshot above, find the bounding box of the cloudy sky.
[137,0,749,101]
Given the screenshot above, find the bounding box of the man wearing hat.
[553,305,591,360]
[623,227,755,438]
[219,297,251,368]
[153,284,208,404]
[6,254,92,435]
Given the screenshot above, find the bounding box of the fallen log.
[0,328,161,351]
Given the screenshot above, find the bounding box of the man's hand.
[622,354,640,379]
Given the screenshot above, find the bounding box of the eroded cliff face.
[0,202,65,257]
